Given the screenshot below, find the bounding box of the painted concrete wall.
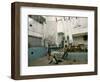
[28,47,48,66]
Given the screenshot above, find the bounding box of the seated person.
[48,55,59,64]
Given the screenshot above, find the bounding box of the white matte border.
[20,6,95,75]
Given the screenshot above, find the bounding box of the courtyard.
[28,15,88,66]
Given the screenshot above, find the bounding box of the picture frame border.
[11,2,98,80]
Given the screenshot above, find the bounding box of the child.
[62,45,68,59]
[47,44,51,60]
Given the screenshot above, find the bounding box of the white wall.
[0,0,100,82]
[72,17,88,34]
[28,17,43,38]
[44,17,57,44]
